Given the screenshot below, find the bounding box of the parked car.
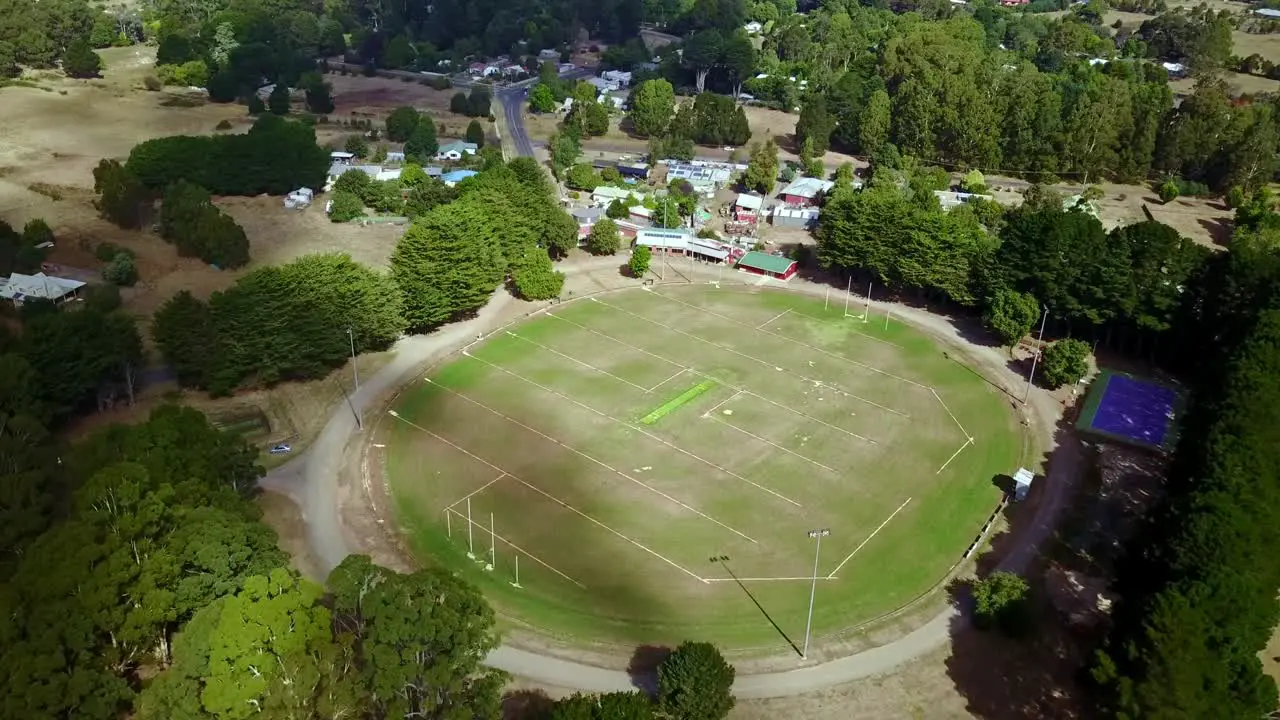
[269,443,292,455]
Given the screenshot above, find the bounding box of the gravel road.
[262,261,1074,698]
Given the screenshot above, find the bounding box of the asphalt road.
[498,67,596,158]
[262,259,1077,698]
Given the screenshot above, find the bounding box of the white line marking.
[505,331,651,392]
[702,390,742,418]
[931,388,972,439]
[646,291,929,388]
[756,308,791,330]
[446,507,586,587]
[647,367,688,393]
[707,416,840,474]
[703,576,841,583]
[827,497,913,579]
[445,472,507,510]
[936,437,975,475]
[738,389,878,445]
[425,378,759,543]
[508,474,708,583]
[391,412,704,584]
[590,299,906,422]
[458,356,800,509]
[553,310,886,442]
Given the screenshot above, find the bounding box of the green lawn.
[382,285,1025,652]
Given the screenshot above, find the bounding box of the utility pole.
[802,528,830,659]
[1023,306,1050,404]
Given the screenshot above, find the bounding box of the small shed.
[385,151,406,163]
[735,193,764,221]
[618,162,650,180]
[771,206,819,229]
[1013,468,1035,502]
[330,151,355,163]
[736,251,797,281]
[425,166,444,178]
[284,187,313,209]
[571,206,603,237]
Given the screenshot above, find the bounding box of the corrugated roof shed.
[737,251,795,274]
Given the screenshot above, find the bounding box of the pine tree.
[391,202,504,331]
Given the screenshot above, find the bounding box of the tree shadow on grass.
[627,644,672,695]
[946,415,1099,719]
[714,559,803,658]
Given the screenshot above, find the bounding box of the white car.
[269,444,292,455]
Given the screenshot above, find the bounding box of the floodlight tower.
[1022,306,1050,404]
[802,528,830,659]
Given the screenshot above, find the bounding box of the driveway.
[262,261,1075,698]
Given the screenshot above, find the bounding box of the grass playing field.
[380,284,1025,652]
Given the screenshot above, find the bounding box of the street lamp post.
[1022,307,1049,404]
[347,328,360,392]
[802,528,830,659]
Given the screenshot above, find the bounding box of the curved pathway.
[262,261,1075,699]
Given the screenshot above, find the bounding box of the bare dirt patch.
[323,73,494,140]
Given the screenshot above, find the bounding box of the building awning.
[736,251,795,275]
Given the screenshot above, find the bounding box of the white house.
[0,272,85,305]
[1161,61,1187,77]
[435,141,479,161]
[284,187,313,209]
[586,76,619,93]
[602,70,632,87]
[330,151,355,163]
[744,21,763,34]
[539,48,561,61]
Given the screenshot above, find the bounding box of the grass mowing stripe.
[639,380,716,425]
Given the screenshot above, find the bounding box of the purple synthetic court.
[1091,374,1178,447]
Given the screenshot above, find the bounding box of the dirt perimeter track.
[261,256,1074,698]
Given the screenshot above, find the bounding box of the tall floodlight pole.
[511,555,521,588]
[802,528,830,659]
[347,328,362,429]
[864,282,872,322]
[1023,306,1050,404]
[842,276,852,316]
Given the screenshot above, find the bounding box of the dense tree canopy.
[127,116,328,196]
[153,254,405,395]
